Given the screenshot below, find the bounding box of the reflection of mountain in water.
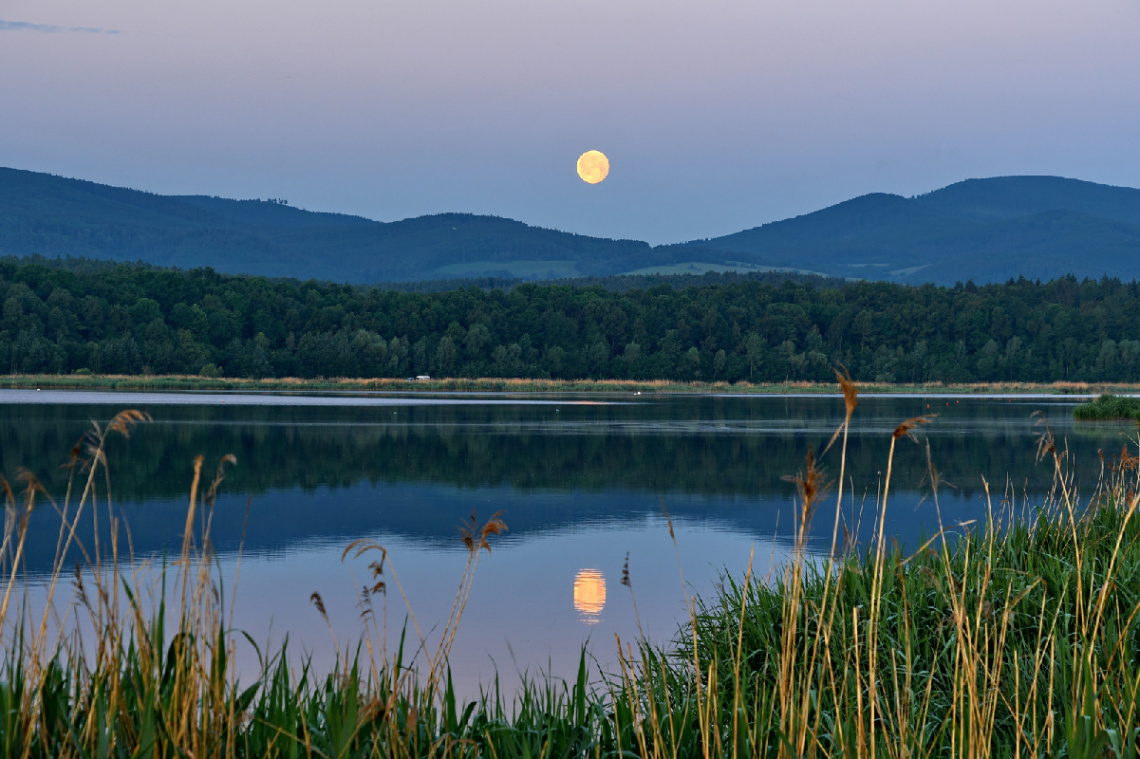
[4,395,1126,574]
[17,481,980,576]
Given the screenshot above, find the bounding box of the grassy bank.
[3,372,1140,395]
[3,386,1140,756]
[689,418,1140,755]
[1074,393,1140,422]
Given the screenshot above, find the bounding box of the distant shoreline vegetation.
[3,373,1140,397]
[1073,393,1140,421]
[2,256,1140,385]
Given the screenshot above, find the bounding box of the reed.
[2,390,1139,756]
[676,409,1140,757]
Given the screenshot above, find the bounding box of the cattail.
[460,510,508,554]
[783,449,830,531]
[893,415,934,443]
[823,365,860,456]
[479,511,507,552]
[310,591,328,621]
[204,454,238,507]
[1033,410,1056,461]
[107,409,151,437]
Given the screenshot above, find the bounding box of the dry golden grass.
[7,371,1140,396]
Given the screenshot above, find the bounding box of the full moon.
[576,150,609,184]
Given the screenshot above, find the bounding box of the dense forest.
[2,257,1140,383]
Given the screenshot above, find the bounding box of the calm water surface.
[2,389,1134,696]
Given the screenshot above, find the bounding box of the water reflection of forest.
[7,396,1132,575]
[0,397,1122,504]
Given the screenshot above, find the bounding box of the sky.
[2,0,1139,245]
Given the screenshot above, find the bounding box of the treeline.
[2,257,1140,383]
[383,268,850,294]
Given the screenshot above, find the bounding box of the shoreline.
[1,373,1138,396]
[4,387,1139,754]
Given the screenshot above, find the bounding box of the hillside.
[689,176,1140,283]
[0,167,683,282]
[916,176,1140,225]
[4,167,1140,284]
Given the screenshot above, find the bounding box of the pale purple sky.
[3,0,1138,244]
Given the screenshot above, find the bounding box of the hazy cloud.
[0,19,119,34]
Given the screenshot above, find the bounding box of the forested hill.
[686,176,1140,284]
[6,167,1140,285]
[0,167,672,282]
[2,257,1139,384]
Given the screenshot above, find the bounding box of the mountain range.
[3,167,1139,285]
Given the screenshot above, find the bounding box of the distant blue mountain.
[689,176,1140,283]
[0,167,665,282]
[4,167,1140,284]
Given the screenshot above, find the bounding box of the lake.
[1,389,1133,697]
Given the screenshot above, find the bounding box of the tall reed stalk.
[2,396,1140,757]
[680,403,1140,758]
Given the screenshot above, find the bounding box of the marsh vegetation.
[2,383,1140,756]
[1074,393,1140,422]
